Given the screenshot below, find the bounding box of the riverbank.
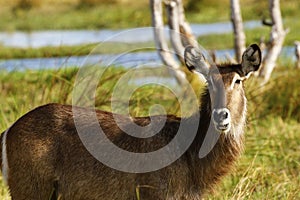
[0,21,299,60]
[0,46,296,72]
[0,21,260,59]
[0,0,299,60]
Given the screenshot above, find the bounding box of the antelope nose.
[213,108,230,124]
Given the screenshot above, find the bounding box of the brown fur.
[0,45,261,199]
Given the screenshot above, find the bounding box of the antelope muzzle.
[212,108,231,133]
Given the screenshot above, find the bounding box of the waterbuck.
[0,44,261,199]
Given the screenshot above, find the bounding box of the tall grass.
[247,67,300,122]
[208,116,300,199]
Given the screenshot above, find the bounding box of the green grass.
[0,65,182,128]
[0,0,299,31]
[0,1,150,31]
[0,42,156,59]
[0,62,300,199]
[186,0,300,24]
[208,117,300,199]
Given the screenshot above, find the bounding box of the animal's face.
[184,44,262,134]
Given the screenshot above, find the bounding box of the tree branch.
[176,0,198,48]
[150,0,186,83]
[258,0,288,84]
[230,0,246,63]
[165,0,185,63]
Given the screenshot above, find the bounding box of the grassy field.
[0,63,299,199]
[0,42,156,59]
[0,0,299,31]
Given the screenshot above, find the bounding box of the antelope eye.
[235,79,242,84]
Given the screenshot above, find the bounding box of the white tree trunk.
[258,0,288,84]
[150,0,186,83]
[295,41,300,69]
[176,0,198,48]
[166,0,185,63]
[150,0,179,68]
[230,0,246,63]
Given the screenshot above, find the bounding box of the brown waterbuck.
[0,44,261,199]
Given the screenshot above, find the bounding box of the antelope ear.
[241,44,262,77]
[184,46,210,77]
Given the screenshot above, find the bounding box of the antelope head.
[184,44,262,134]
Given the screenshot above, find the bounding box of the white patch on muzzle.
[212,108,231,133]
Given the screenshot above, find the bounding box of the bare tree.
[150,0,198,83]
[150,0,179,69]
[295,41,300,69]
[176,0,198,48]
[230,0,246,63]
[258,0,288,84]
[166,0,185,63]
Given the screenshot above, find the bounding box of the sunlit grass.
[0,1,150,31]
[208,117,300,199]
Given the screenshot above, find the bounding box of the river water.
[0,21,296,71]
[0,21,260,48]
